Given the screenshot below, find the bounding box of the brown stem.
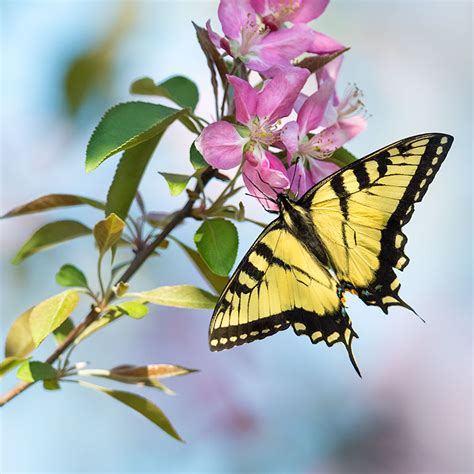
[0,167,216,408]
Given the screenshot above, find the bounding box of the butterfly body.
[209,133,453,375]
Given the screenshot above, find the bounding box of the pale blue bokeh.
[0,1,472,473]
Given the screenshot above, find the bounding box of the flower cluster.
[196,0,367,210]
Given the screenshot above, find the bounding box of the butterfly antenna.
[242,171,278,204]
[288,157,300,194]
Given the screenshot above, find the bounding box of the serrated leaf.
[1,194,104,218]
[78,381,183,441]
[12,220,91,264]
[0,357,26,379]
[17,360,57,382]
[53,318,75,345]
[190,142,207,170]
[115,301,149,319]
[105,134,162,220]
[93,213,125,255]
[327,146,358,168]
[28,290,80,347]
[56,264,88,288]
[158,172,191,197]
[296,47,349,73]
[128,285,218,309]
[86,102,187,172]
[171,237,228,293]
[130,76,199,111]
[194,219,238,276]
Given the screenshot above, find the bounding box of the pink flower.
[281,57,367,195]
[243,149,289,211]
[196,68,308,209]
[250,0,344,54]
[207,0,314,73]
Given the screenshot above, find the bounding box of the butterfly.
[208,133,453,375]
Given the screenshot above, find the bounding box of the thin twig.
[0,167,216,408]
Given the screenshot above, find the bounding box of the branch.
[0,167,216,407]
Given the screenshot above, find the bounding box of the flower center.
[298,135,333,163]
[264,0,302,28]
[338,84,365,118]
[238,15,264,56]
[249,118,277,146]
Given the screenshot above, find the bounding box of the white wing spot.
[440,136,448,144]
[230,336,237,342]
[210,339,218,347]
[436,146,443,155]
[432,157,439,165]
[294,322,306,332]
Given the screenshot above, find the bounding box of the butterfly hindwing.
[209,220,360,373]
[300,133,453,312]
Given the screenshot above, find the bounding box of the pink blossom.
[207,0,314,73]
[196,69,308,209]
[243,149,289,211]
[250,0,343,54]
[281,57,367,195]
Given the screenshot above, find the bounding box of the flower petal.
[253,24,314,73]
[280,121,300,160]
[289,0,330,23]
[218,0,256,40]
[227,75,258,125]
[206,20,223,49]
[256,67,310,123]
[195,121,247,170]
[296,78,335,136]
[243,150,289,211]
[313,116,367,152]
[308,31,345,54]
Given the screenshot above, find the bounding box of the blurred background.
[0,1,472,472]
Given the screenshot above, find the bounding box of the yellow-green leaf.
[158,172,191,197]
[115,301,149,319]
[29,290,80,347]
[5,307,36,358]
[56,264,88,288]
[78,381,183,441]
[93,213,125,255]
[0,357,26,379]
[1,194,104,218]
[128,285,218,309]
[17,360,57,382]
[12,220,91,264]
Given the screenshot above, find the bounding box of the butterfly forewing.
[301,133,453,312]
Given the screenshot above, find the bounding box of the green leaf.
[5,307,36,358]
[105,134,162,220]
[12,220,91,264]
[130,76,199,111]
[194,219,238,276]
[158,172,191,197]
[0,357,26,379]
[190,142,207,170]
[86,102,187,172]
[53,318,75,345]
[56,264,88,288]
[1,194,105,218]
[43,379,60,390]
[116,301,149,319]
[128,285,218,309]
[75,311,122,345]
[327,147,358,168]
[28,290,80,347]
[17,361,57,382]
[78,381,183,441]
[171,237,228,293]
[296,47,350,74]
[93,213,125,256]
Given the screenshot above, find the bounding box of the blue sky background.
[0,1,472,472]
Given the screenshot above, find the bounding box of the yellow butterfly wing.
[209,220,360,374]
[300,133,453,312]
